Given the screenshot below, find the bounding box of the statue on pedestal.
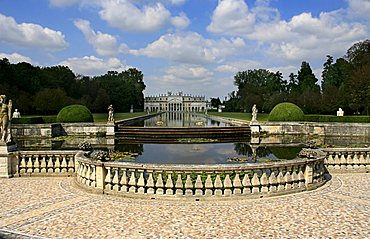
[107,104,114,122]
[251,104,258,122]
[12,109,21,118]
[0,95,13,143]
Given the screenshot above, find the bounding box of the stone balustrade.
[17,150,77,176]
[323,148,370,173]
[75,152,326,200]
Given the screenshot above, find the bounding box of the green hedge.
[12,117,44,124]
[57,105,93,123]
[304,115,370,123]
[268,102,305,121]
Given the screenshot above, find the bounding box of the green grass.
[207,112,269,121]
[93,112,147,123]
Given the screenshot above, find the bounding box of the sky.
[0,0,369,99]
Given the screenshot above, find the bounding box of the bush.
[42,116,57,123]
[56,105,93,123]
[269,102,304,121]
[304,114,370,123]
[12,117,44,124]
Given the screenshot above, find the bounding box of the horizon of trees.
[223,39,370,115]
[0,60,146,115]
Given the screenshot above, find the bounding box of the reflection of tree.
[115,144,144,155]
[269,147,302,160]
[234,143,252,156]
[256,147,271,157]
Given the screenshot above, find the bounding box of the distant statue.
[107,104,114,122]
[0,95,13,143]
[251,104,258,122]
[337,108,344,117]
[12,109,21,118]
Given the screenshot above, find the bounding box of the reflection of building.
[144,91,207,112]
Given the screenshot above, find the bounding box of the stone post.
[304,163,313,186]
[0,143,18,178]
[95,162,107,192]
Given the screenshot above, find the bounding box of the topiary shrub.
[268,102,304,121]
[56,105,93,123]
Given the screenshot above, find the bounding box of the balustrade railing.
[323,148,370,173]
[75,152,326,200]
[18,150,77,176]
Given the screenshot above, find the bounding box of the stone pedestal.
[0,142,18,178]
[250,122,260,135]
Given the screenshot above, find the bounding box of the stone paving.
[0,174,369,239]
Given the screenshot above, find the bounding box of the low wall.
[323,148,370,173]
[75,152,327,200]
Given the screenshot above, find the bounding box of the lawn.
[207,112,269,121]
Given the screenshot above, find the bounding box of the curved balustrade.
[75,152,327,200]
[322,148,370,173]
[17,150,77,176]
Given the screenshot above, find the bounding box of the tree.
[33,88,73,114]
[210,97,222,108]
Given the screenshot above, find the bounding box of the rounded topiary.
[268,102,304,121]
[56,105,93,123]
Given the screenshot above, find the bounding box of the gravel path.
[0,174,369,239]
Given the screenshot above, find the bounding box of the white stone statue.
[107,104,114,122]
[251,104,258,122]
[12,109,21,118]
[337,108,344,117]
[0,95,13,143]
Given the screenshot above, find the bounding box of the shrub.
[304,114,370,123]
[269,102,304,121]
[12,117,44,124]
[56,105,93,123]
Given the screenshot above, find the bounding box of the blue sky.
[0,0,369,99]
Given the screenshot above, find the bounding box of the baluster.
[204,174,213,196]
[155,171,164,194]
[67,156,75,173]
[137,170,145,194]
[232,171,242,195]
[242,172,251,194]
[61,156,68,173]
[326,153,334,171]
[214,173,223,196]
[47,156,54,173]
[105,167,112,191]
[112,169,120,191]
[40,156,47,173]
[184,172,193,196]
[165,172,174,195]
[128,169,137,193]
[277,171,285,191]
[298,167,305,188]
[194,174,203,196]
[260,171,268,193]
[26,156,33,173]
[81,164,87,184]
[340,154,346,170]
[90,165,96,187]
[86,165,92,186]
[251,172,260,194]
[174,173,184,195]
[146,170,155,194]
[291,168,299,189]
[33,156,40,173]
[119,169,128,192]
[268,171,277,193]
[54,156,61,173]
[19,155,26,174]
[352,152,360,170]
[284,171,292,190]
[365,152,370,170]
[334,153,341,170]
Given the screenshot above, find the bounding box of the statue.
[251,104,258,122]
[337,108,344,116]
[107,104,114,122]
[12,109,21,118]
[0,95,13,143]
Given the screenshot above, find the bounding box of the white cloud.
[0,52,33,64]
[207,0,255,35]
[216,60,262,73]
[59,56,128,76]
[74,19,129,56]
[49,0,79,7]
[248,12,368,62]
[347,0,370,19]
[171,12,190,29]
[99,0,189,32]
[165,65,213,80]
[0,14,68,51]
[131,32,245,64]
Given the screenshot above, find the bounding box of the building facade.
[144,92,207,112]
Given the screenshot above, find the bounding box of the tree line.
[223,40,370,115]
[0,61,146,115]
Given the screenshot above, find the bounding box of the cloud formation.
[59,56,128,76]
[0,14,68,51]
[0,52,33,64]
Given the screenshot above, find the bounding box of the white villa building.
[144,92,208,112]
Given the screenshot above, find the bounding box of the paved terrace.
[0,174,369,239]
